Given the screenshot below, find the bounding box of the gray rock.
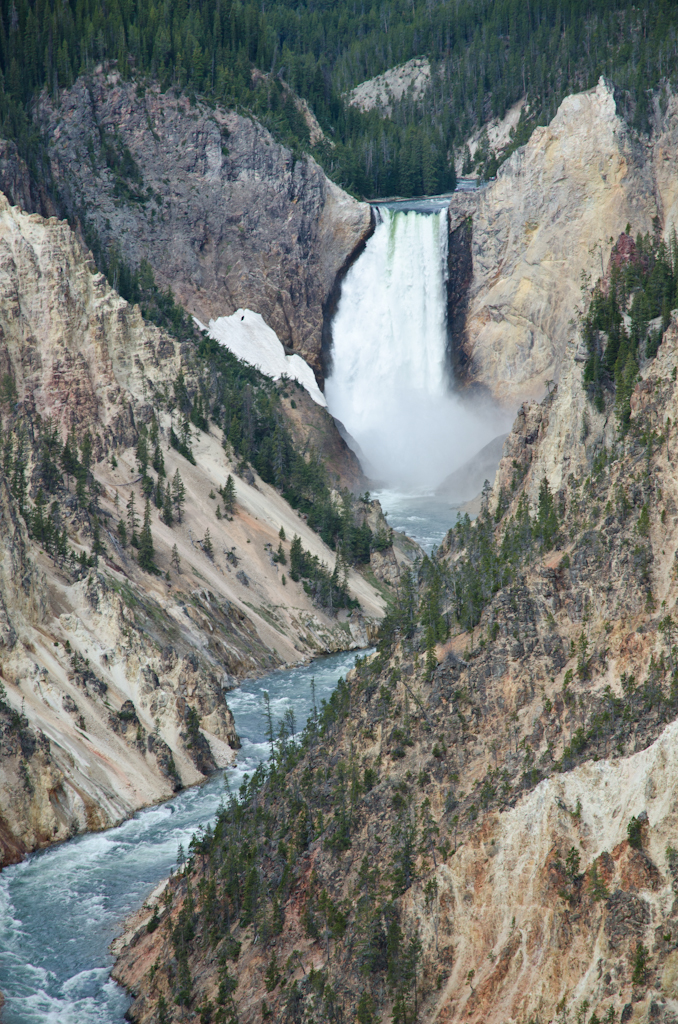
[33,72,372,381]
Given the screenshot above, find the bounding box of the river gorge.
[4,67,678,1024]
[0,652,366,1023]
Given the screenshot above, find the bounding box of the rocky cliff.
[0,69,372,384]
[446,79,678,406]
[0,192,391,865]
[114,220,678,1024]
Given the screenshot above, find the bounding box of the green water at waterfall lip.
[370,180,482,212]
[0,648,369,1024]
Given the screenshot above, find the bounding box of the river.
[0,650,366,1024]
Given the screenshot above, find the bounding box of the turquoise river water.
[0,649,365,1023]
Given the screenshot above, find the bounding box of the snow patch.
[194,310,326,407]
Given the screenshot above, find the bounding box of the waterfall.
[325,205,506,493]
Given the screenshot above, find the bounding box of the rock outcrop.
[26,69,371,381]
[447,79,668,405]
[0,192,388,862]
[347,58,431,116]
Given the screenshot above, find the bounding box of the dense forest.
[2,0,678,197]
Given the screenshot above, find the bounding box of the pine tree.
[80,432,93,475]
[154,476,164,509]
[136,432,149,476]
[75,472,88,509]
[118,518,128,547]
[174,369,189,412]
[289,536,303,581]
[202,529,213,560]
[10,427,28,512]
[171,543,181,573]
[222,474,236,515]
[91,515,104,557]
[152,442,165,477]
[162,483,174,526]
[138,499,156,572]
[126,490,140,545]
[534,477,558,551]
[32,487,47,544]
[172,469,185,523]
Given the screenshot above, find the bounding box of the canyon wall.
[1,69,372,383]
[447,79,678,407]
[0,193,388,864]
[115,285,678,1024]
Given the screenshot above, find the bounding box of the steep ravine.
[115,236,678,1024]
[0,192,402,868]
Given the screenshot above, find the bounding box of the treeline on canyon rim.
[2,0,678,198]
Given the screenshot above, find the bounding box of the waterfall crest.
[325,206,506,492]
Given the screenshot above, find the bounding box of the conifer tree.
[138,499,156,572]
[91,515,105,558]
[172,470,185,523]
[118,518,128,547]
[289,536,303,581]
[136,433,149,476]
[171,543,181,574]
[126,490,140,545]
[75,472,88,509]
[202,529,213,560]
[162,483,174,526]
[80,432,93,475]
[222,474,236,515]
[32,487,47,543]
[152,442,165,477]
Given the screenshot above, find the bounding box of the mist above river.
[325,205,510,493]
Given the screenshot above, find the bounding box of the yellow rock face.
[453,79,672,407]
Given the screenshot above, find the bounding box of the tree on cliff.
[138,498,156,572]
[534,477,559,551]
[221,474,236,516]
[126,490,139,546]
[135,432,149,476]
[172,470,185,524]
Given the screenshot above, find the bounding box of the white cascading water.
[325,206,506,493]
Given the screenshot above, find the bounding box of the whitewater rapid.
[325,204,507,492]
[0,651,364,1024]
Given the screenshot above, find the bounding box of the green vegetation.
[180,338,383,569]
[160,665,426,1020]
[3,0,678,199]
[379,479,562,657]
[627,815,643,850]
[583,229,678,422]
[632,941,649,985]
[288,535,357,613]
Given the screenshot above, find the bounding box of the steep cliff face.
[0,193,388,861]
[449,79,668,405]
[115,251,678,1024]
[26,70,371,381]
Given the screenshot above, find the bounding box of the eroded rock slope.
[0,193,390,864]
[115,235,678,1024]
[448,79,678,406]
